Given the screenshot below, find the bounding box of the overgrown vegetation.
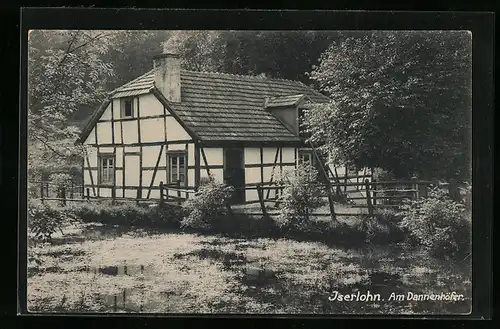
[275,164,326,232]
[66,201,182,229]
[180,178,234,230]
[28,200,74,243]
[398,187,471,259]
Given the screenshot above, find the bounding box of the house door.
[124,153,141,198]
[224,148,245,204]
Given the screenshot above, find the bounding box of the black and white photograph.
[26,27,474,315]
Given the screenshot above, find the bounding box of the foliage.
[66,201,182,228]
[180,180,234,230]
[100,30,170,91]
[355,209,405,244]
[305,31,472,181]
[163,30,336,81]
[398,187,471,258]
[28,30,117,185]
[275,164,326,232]
[49,172,73,189]
[28,200,74,243]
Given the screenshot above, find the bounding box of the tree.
[304,31,471,181]
[162,30,336,82]
[28,30,116,187]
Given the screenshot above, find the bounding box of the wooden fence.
[32,177,462,221]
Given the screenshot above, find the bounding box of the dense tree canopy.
[163,30,335,82]
[304,31,471,181]
[28,30,116,181]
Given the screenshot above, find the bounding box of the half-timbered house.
[76,52,333,204]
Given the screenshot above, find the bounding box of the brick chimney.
[153,52,181,103]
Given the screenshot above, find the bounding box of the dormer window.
[120,97,134,118]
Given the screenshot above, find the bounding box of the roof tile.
[105,68,330,142]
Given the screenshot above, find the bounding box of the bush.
[66,201,182,228]
[275,164,326,232]
[28,200,74,243]
[355,209,405,244]
[180,179,234,230]
[398,187,471,258]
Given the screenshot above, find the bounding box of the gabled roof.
[264,94,308,108]
[78,68,330,144]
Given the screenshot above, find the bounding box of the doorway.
[224,147,245,204]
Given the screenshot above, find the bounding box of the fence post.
[365,179,374,217]
[372,177,377,206]
[61,187,66,206]
[159,181,164,206]
[411,176,419,200]
[176,180,181,205]
[344,165,348,193]
[256,185,268,217]
[40,181,44,204]
[327,187,337,222]
[419,182,428,199]
[86,187,90,201]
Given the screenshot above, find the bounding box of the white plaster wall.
[141,118,164,143]
[124,146,140,153]
[99,187,112,197]
[86,148,98,167]
[84,128,95,145]
[263,147,279,163]
[99,147,114,153]
[115,148,123,167]
[246,189,259,202]
[166,117,190,141]
[244,167,261,184]
[142,145,163,168]
[282,147,296,163]
[115,169,124,187]
[204,168,223,183]
[114,122,122,143]
[96,122,112,144]
[187,144,195,166]
[188,168,195,187]
[122,121,138,144]
[124,188,137,198]
[168,143,186,151]
[100,103,112,120]
[202,148,223,165]
[142,169,155,190]
[124,155,140,186]
[112,99,120,120]
[244,147,260,165]
[140,93,164,117]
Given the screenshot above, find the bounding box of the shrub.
[398,187,471,258]
[180,180,234,230]
[275,164,326,233]
[66,201,182,228]
[355,208,405,244]
[28,200,74,243]
[49,172,73,189]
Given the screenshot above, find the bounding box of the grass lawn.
[27,221,471,315]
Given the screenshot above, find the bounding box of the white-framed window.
[298,150,313,166]
[120,97,134,118]
[168,152,186,185]
[98,155,115,185]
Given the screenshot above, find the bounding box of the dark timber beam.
[194,143,201,190]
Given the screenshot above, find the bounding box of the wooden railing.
[159,180,196,206]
